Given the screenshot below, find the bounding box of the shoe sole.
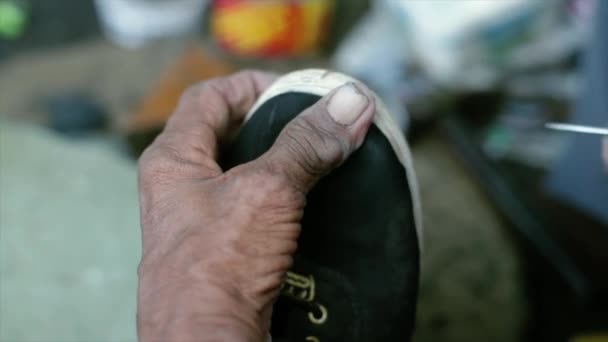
[245,69,423,250]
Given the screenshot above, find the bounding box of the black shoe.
[222,69,422,341]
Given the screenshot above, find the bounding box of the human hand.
[137,70,376,341]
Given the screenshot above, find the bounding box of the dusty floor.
[0,40,525,341]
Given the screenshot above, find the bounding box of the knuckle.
[236,171,293,202]
[235,69,257,78]
[137,138,186,190]
[227,169,303,213]
[283,116,346,173]
[137,146,154,175]
[138,144,170,178]
[137,143,162,185]
[178,80,224,110]
[179,84,202,106]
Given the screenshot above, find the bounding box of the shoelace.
[280,271,328,341]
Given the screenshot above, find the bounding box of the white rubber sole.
[245,69,423,250]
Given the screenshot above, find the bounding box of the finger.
[149,70,278,178]
[253,82,376,193]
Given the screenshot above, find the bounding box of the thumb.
[256,82,376,193]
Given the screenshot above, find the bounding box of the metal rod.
[545,123,608,136]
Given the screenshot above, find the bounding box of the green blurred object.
[0,0,27,39]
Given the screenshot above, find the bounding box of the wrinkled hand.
[137,70,375,341]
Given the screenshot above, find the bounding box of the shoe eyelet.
[308,303,327,325]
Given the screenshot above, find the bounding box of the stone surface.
[412,135,525,342]
[0,123,141,341]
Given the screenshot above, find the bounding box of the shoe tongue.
[272,260,361,341]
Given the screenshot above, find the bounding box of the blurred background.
[0,0,607,341]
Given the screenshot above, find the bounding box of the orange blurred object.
[211,0,334,58]
[126,46,235,135]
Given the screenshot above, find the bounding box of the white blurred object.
[394,0,534,85]
[94,0,208,48]
[333,0,411,130]
[545,123,608,136]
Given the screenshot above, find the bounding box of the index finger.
[153,70,278,177]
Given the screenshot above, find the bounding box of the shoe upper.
[222,92,420,341]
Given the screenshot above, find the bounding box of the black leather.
[222,92,419,341]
